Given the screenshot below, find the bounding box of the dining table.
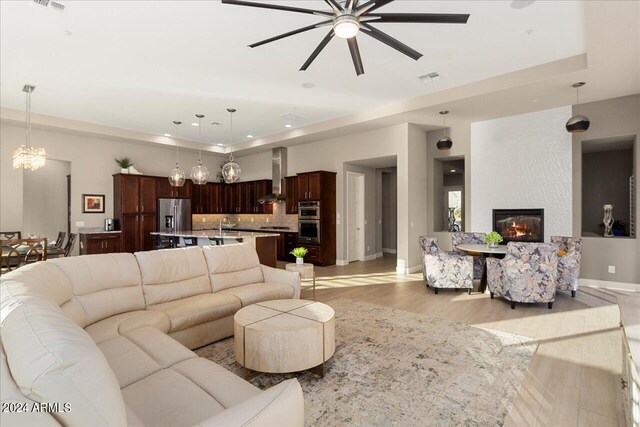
[455,243,508,293]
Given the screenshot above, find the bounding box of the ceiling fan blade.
[346,0,359,12]
[356,0,395,16]
[347,37,365,76]
[249,20,332,48]
[323,0,343,13]
[300,30,335,71]
[221,0,333,17]
[364,13,470,24]
[360,23,422,61]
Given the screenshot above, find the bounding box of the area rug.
[196,299,536,426]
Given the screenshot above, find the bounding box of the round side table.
[286,262,316,300]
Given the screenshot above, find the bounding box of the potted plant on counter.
[290,247,308,265]
[484,231,504,248]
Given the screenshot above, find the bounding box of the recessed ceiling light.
[191,122,199,127]
[64,30,72,36]
[247,134,254,138]
[217,143,224,146]
[302,82,315,89]
[284,124,292,128]
[163,133,171,137]
[511,0,536,10]
[211,122,221,126]
[450,169,456,173]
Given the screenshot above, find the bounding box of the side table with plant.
[290,247,309,265]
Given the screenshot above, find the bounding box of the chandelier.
[168,120,185,187]
[190,114,210,185]
[222,108,241,183]
[13,85,46,171]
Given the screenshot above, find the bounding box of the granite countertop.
[78,228,122,234]
[618,294,640,373]
[150,230,280,239]
[194,226,297,233]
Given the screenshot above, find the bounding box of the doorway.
[347,172,365,262]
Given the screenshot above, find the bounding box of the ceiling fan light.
[333,15,360,39]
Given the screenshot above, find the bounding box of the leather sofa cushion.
[50,253,144,325]
[98,327,195,388]
[123,357,261,427]
[0,293,126,426]
[135,247,211,306]
[84,310,171,344]
[148,293,241,332]
[217,282,295,307]
[203,244,264,292]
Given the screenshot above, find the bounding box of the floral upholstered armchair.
[419,236,474,294]
[451,232,486,280]
[550,236,583,298]
[487,242,559,309]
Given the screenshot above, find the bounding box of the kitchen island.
[149,230,279,267]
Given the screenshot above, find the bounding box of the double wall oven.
[298,201,320,243]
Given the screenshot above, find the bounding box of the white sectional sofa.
[0,243,303,427]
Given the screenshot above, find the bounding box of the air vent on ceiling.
[418,72,442,83]
[280,112,309,124]
[32,0,65,12]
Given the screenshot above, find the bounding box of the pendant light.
[566,82,590,133]
[222,108,242,183]
[190,114,209,185]
[437,111,453,150]
[13,84,46,170]
[168,120,185,187]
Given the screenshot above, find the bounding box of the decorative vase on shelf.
[603,204,614,237]
[488,242,499,249]
[120,168,129,174]
[296,257,304,265]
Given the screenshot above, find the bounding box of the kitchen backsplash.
[193,203,298,230]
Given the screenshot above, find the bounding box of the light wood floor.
[286,254,626,427]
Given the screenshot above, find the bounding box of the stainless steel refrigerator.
[157,199,192,233]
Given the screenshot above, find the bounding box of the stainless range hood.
[258,147,287,204]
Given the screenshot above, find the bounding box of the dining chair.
[154,235,177,250]
[419,236,474,294]
[53,232,66,249]
[1,238,47,275]
[451,232,487,280]
[487,242,559,309]
[1,231,22,240]
[50,233,77,258]
[208,237,224,246]
[550,236,583,297]
[182,237,199,247]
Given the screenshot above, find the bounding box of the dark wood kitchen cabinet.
[192,183,211,214]
[79,232,121,255]
[209,183,223,214]
[113,174,158,253]
[297,172,322,201]
[157,177,193,199]
[285,176,298,214]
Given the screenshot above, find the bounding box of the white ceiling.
[0,0,586,147]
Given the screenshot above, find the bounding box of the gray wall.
[23,159,70,242]
[572,94,640,283]
[582,148,634,235]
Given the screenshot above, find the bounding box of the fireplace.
[492,209,544,243]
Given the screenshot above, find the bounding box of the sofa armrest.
[260,265,301,299]
[193,378,304,427]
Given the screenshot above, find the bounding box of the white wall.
[1,122,225,254]
[23,159,70,241]
[470,106,573,240]
[236,123,426,272]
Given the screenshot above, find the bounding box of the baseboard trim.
[363,254,377,261]
[579,278,640,293]
[336,259,349,266]
[382,248,397,254]
[376,252,384,258]
[395,260,422,275]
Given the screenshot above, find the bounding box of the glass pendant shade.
[222,154,241,183]
[13,85,46,171]
[168,120,186,187]
[190,160,210,185]
[222,108,241,183]
[566,82,590,134]
[190,114,208,185]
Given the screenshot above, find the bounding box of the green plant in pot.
[290,247,308,265]
[484,231,504,248]
[115,158,133,174]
